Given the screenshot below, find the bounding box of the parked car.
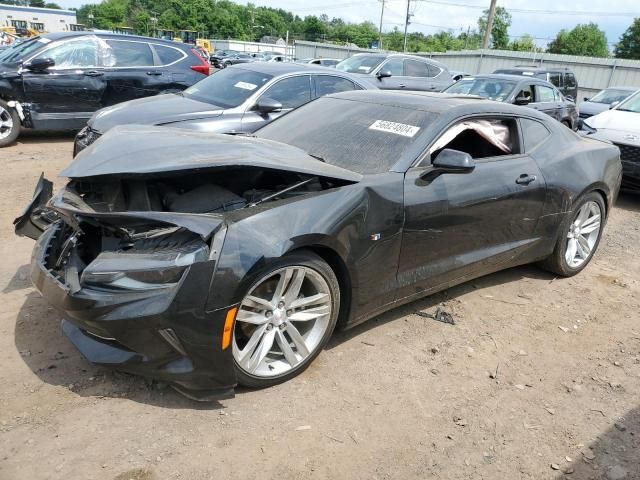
[444,74,578,129]
[16,90,620,399]
[296,58,340,67]
[579,87,637,119]
[335,53,453,91]
[0,32,209,147]
[451,70,471,82]
[211,52,254,69]
[583,90,640,190]
[74,62,377,155]
[492,66,578,101]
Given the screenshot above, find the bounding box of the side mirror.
[431,149,475,173]
[25,57,55,71]
[254,97,282,115]
[376,69,392,80]
[609,100,620,109]
[514,95,530,106]
[583,97,589,102]
[565,95,574,103]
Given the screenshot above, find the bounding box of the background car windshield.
[446,78,516,101]
[616,92,640,113]
[336,55,386,74]
[256,97,437,174]
[590,88,635,104]
[0,36,46,63]
[183,68,273,108]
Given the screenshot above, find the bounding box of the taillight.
[190,49,210,75]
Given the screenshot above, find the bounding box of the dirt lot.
[1,134,639,480]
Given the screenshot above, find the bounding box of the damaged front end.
[14,131,356,399]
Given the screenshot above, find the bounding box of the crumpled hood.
[89,94,225,133]
[586,109,640,134]
[61,125,363,182]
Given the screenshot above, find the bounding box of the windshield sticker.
[522,71,534,76]
[234,81,258,90]
[38,38,51,44]
[369,120,420,138]
[358,66,371,72]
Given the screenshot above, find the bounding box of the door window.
[104,40,154,67]
[535,85,555,103]
[549,72,562,89]
[381,57,404,76]
[314,75,359,97]
[261,76,311,109]
[34,38,99,69]
[154,44,186,66]
[428,118,519,162]
[404,59,430,77]
[427,63,442,78]
[521,118,550,152]
[515,84,535,103]
[565,73,577,89]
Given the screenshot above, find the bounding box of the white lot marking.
[369,120,420,138]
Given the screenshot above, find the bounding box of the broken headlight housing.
[80,243,209,290]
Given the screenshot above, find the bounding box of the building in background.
[0,3,77,36]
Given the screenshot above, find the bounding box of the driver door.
[240,75,312,132]
[21,36,106,130]
[396,116,547,299]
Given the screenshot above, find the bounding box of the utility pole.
[481,0,497,49]
[378,0,385,50]
[403,0,411,53]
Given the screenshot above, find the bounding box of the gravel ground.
[1,134,639,480]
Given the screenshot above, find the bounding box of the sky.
[56,0,640,47]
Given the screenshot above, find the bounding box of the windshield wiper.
[308,153,325,163]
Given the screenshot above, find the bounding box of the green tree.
[478,6,511,49]
[615,17,640,59]
[509,34,536,52]
[547,23,609,57]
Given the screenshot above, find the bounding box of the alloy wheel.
[565,200,602,268]
[233,266,333,378]
[0,105,14,140]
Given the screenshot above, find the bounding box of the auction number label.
[369,120,420,137]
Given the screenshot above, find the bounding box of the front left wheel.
[232,252,340,388]
[0,99,20,148]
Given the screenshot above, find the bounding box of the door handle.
[146,71,162,76]
[84,70,104,77]
[516,174,537,185]
[399,84,406,88]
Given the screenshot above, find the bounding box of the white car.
[585,91,640,191]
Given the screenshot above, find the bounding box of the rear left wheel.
[232,252,340,388]
[0,99,20,148]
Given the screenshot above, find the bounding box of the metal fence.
[293,40,640,100]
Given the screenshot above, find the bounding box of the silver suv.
[335,53,453,92]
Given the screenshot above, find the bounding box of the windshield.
[336,55,386,74]
[590,88,635,104]
[256,97,437,174]
[445,78,517,102]
[183,67,273,108]
[616,91,640,113]
[0,36,48,63]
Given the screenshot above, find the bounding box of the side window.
[553,88,561,101]
[262,76,311,109]
[154,45,185,65]
[381,57,404,76]
[427,63,442,78]
[104,40,154,67]
[549,72,562,88]
[521,118,550,152]
[34,38,99,69]
[404,59,430,77]
[565,73,577,89]
[429,117,519,162]
[515,84,534,102]
[535,85,555,102]
[314,75,359,97]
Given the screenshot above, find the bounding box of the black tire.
[539,191,606,277]
[0,99,20,148]
[234,250,340,389]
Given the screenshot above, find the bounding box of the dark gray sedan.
[74,62,377,155]
[445,74,578,129]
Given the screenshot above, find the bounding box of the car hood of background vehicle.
[579,101,609,117]
[61,125,363,182]
[89,94,225,133]
[586,109,640,134]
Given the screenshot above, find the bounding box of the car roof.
[462,73,553,84]
[326,90,492,112]
[349,52,448,69]
[35,31,191,48]
[231,61,371,78]
[495,66,573,73]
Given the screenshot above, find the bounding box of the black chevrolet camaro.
[15,91,622,400]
